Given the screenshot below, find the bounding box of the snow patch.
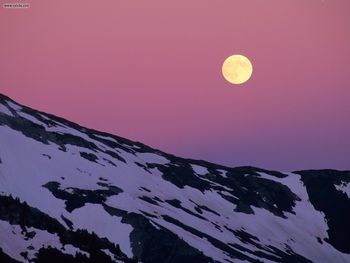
[191,164,208,176]
[335,182,350,198]
[136,152,169,165]
[68,204,133,258]
[0,104,13,116]
[18,111,45,126]
[6,101,22,111]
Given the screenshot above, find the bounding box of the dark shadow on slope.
[43,181,122,212]
[162,215,312,263]
[296,169,350,253]
[103,204,215,263]
[0,248,21,263]
[0,194,132,262]
[149,160,300,218]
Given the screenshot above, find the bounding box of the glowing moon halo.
[222,54,253,85]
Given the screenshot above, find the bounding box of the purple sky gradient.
[1,0,349,170]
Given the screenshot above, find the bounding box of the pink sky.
[1,0,349,170]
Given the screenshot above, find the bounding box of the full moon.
[222,54,253,85]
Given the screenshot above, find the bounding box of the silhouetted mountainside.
[0,93,349,263]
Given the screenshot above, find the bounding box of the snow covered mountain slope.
[0,93,349,263]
